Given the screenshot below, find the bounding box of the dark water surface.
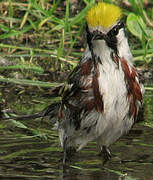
[0,89,152,180]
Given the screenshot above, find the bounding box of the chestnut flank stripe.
[121,58,142,118]
[92,66,103,112]
[81,59,93,76]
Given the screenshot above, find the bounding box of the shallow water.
[0,87,153,180]
[0,125,153,180]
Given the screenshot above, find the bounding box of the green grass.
[0,0,152,88]
[0,0,152,87]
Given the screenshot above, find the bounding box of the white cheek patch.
[117,28,133,62]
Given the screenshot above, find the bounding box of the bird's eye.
[108,22,124,37]
[112,27,119,35]
[109,26,119,37]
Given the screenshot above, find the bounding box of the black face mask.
[86,22,124,53]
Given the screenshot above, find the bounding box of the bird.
[43,2,144,164]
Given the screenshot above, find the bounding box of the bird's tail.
[41,102,61,122]
[0,102,61,123]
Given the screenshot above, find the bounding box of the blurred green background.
[0,0,152,87]
[0,0,152,130]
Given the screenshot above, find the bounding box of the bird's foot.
[99,146,111,165]
[63,147,76,164]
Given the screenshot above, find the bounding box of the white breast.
[92,40,134,146]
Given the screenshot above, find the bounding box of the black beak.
[92,33,105,41]
[86,25,105,42]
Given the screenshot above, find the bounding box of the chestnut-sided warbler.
[44,2,144,164]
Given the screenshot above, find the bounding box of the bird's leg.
[63,149,67,164]
[99,146,111,165]
[63,139,76,164]
[63,138,68,164]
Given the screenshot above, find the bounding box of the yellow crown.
[86,2,122,28]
